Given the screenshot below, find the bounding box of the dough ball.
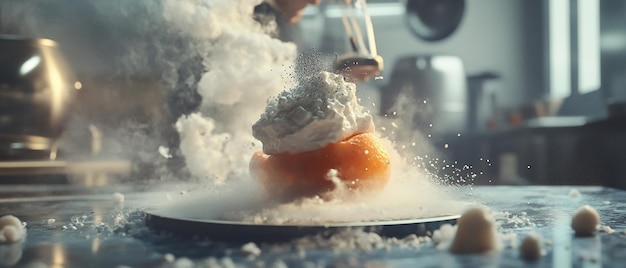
[113,192,125,206]
[449,207,499,254]
[571,205,600,236]
[520,232,543,260]
[0,215,26,243]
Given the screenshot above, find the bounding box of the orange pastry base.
[249,132,391,201]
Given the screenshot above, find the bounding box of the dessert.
[250,71,391,200]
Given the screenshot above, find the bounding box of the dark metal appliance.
[0,35,77,160]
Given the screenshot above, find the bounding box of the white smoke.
[172,0,297,184]
[0,0,297,184]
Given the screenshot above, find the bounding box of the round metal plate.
[145,208,459,242]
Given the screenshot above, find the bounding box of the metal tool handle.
[338,0,376,56]
[335,0,383,72]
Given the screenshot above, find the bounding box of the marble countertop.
[1,185,626,267]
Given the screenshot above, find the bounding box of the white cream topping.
[252,71,374,154]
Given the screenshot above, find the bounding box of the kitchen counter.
[440,116,626,190]
[1,185,626,267]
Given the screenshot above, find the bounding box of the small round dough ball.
[450,207,499,254]
[113,192,125,206]
[568,189,581,198]
[0,215,25,243]
[1,226,20,243]
[0,215,21,230]
[571,205,600,236]
[520,232,543,260]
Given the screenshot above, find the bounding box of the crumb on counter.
[241,242,262,257]
[597,225,615,234]
[164,253,175,262]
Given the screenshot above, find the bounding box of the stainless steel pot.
[0,35,76,160]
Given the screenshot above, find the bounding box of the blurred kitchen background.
[0,0,625,189]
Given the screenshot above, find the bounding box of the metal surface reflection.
[0,243,23,267]
[50,243,66,268]
[18,55,41,76]
[0,35,77,160]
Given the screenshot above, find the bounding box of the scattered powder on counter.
[60,215,93,231]
[597,225,615,234]
[431,224,456,247]
[571,205,600,236]
[293,228,386,253]
[397,234,425,249]
[262,228,427,255]
[519,232,544,260]
[449,207,500,254]
[111,211,153,238]
[568,189,581,198]
[0,215,27,243]
[241,242,262,257]
[496,211,534,229]
[500,232,518,249]
[252,71,374,154]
